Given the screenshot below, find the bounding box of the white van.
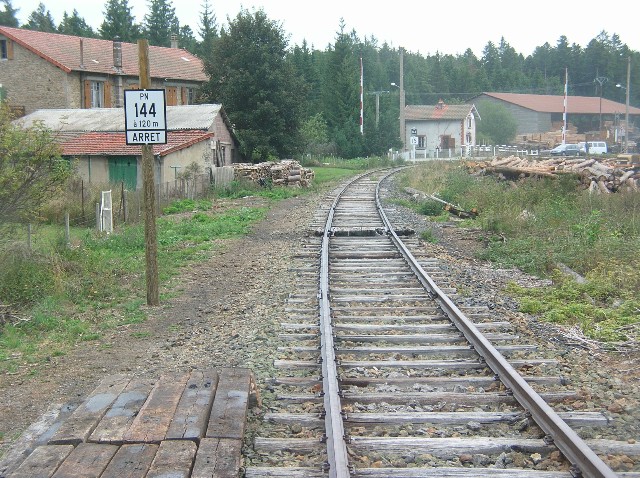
[579,141,608,155]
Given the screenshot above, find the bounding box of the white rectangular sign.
[124,89,167,145]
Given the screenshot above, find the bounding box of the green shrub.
[0,246,61,306]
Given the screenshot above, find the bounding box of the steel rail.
[374,170,617,478]
[318,172,374,478]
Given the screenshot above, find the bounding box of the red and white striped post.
[562,67,568,145]
[360,56,364,135]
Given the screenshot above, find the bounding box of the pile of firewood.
[464,155,640,193]
[232,160,315,187]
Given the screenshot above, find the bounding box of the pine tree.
[322,20,363,158]
[59,9,96,37]
[196,0,217,58]
[23,3,56,32]
[99,0,140,42]
[0,0,19,27]
[142,0,179,47]
[178,25,197,53]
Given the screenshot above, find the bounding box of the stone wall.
[0,41,81,114]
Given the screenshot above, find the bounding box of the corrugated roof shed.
[478,92,640,115]
[15,104,223,132]
[0,26,207,82]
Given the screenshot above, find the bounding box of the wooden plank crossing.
[3,368,254,478]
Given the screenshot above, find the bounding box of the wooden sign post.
[138,39,159,306]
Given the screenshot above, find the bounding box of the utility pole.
[594,75,607,132]
[399,47,406,152]
[367,91,390,128]
[138,39,159,306]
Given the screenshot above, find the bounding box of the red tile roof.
[405,103,475,121]
[477,92,640,115]
[0,26,207,82]
[61,130,213,157]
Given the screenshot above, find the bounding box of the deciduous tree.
[0,106,72,225]
[475,100,517,145]
[201,8,307,162]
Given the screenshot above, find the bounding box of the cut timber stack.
[232,160,315,187]
[464,155,640,194]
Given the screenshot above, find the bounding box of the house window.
[83,80,112,108]
[418,135,426,148]
[467,116,472,128]
[181,87,196,105]
[1,39,12,60]
[91,81,104,108]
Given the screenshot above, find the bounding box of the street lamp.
[615,56,631,154]
[393,47,406,152]
[391,82,405,152]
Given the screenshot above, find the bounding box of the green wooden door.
[109,156,137,190]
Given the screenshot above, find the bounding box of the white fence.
[392,145,543,161]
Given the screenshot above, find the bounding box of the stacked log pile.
[464,155,640,193]
[232,160,315,187]
[516,123,583,149]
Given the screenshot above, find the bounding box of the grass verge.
[399,160,640,343]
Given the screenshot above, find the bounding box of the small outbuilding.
[404,100,479,158]
[15,104,242,190]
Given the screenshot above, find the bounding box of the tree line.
[1,0,637,160]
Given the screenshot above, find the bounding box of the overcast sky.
[14,0,640,57]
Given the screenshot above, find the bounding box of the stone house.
[404,100,479,158]
[15,105,241,190]
[0,26,207,115]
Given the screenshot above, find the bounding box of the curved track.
[244,169,637,478]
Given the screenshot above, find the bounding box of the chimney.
[113,37,122,70]
[79,38,84,69]
[170,34,179,49]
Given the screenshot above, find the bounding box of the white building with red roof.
[403,100,480,158]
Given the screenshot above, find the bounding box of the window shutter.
[83,80,91,108]
[181,87,187,105]
[166,87,178,106]
[7,40,13,59]
[104,81,112,107]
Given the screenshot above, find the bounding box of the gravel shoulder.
[1,172,638,469]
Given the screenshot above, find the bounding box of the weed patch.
[0,203,267,373]
[402,161,640,342]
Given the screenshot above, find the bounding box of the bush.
[0,245,61,306]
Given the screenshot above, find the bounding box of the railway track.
[244,169,638,477]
